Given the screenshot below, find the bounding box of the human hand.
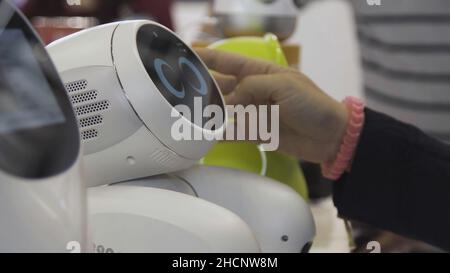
[197,48,349,164]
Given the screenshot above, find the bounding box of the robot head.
[0,0,86,252]
[0,0,80,178]
[48,20,226,186]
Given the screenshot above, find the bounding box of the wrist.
[328,102,350,161]
[322,97,365,180]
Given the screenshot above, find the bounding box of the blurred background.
[13,0,444,253]
[12,0,361,102]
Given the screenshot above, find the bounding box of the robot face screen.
[136,24,225,129]
[0,29,64,135]
[0,4,79,179]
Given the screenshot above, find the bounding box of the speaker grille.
[79,115,103,128]
[65,79,88,93]
[81,129,99,140]
[70,90,98,104]
[75,100,110,116]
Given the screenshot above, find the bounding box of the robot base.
[89,166,315,253]
[88,185,260,253]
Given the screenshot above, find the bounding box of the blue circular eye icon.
[178,57,208,96]
[154,58,185,99]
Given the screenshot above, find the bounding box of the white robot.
[121,166,315,253]
[47,20,315,253]
[0,0,87,252]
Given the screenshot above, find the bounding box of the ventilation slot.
[70,90,98,104]
[75,100,110,116]
[81,129,98,140]
[150,149,177,167]
[79,115,103,128]
[65,80,88,93]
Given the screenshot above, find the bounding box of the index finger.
[195,48,295,80]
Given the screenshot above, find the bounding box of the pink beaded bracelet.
[322,96,365,180]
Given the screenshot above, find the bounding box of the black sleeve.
[333,108,450,251]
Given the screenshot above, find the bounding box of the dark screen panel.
[0,0,79,179]
[136,24,224,128]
